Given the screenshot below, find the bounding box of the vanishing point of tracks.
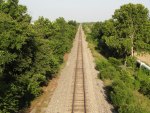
[72,26,87,113]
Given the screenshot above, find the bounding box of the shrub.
[99,66,120,80]
[118,104,147,113]
[140,79,150,98]
[110,79,134,107]
[108,57,122,67]
[136,69,150,98]
[96,59,111,70]
[126,56,136,68]
[119,70,135,89]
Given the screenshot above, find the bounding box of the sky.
[19,0,150,22]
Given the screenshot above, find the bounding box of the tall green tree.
[0,0,77,112]
[113,3,150,56]
[0,0,31,23]
[91,3,150,58]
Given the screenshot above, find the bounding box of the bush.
[96,59,111,70]
[99,66,120,80]
[110,79,134,107]
[136,69,150,98]
[0,84,21,113]
[119,70,135,89]
[108,57,122,67]
[126,56,136,68]
[118,104,148,113]
[140,79,150,98]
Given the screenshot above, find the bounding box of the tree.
[113,3,150,56]
[68,20,77,26]
[91,3,150,58]
[0,0,77,112]
[33,17,53,39]
[0,0,31,22]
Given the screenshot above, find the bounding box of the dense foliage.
[95,57,150,113]
[0,0,77,112]
[90,4,150,58]
[83,3,150,113]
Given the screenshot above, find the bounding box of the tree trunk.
[131,46,134,57]
[131,33,134,57]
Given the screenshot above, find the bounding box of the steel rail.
[72,26,86,113]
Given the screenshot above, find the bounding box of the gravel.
[44,26,114,113]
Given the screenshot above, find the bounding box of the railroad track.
[72,26,87,113]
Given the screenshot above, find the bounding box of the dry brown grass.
[26,77,59,113]
[135,52,150,66]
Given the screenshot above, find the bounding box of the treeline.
[90,4,150,58]
[83,3,150,113]
[0,0,77,112]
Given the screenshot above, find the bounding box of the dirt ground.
[27,76,59,113]
[27,53,69,113]
[135,52,150,66]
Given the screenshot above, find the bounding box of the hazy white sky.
[19,0,150,22]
